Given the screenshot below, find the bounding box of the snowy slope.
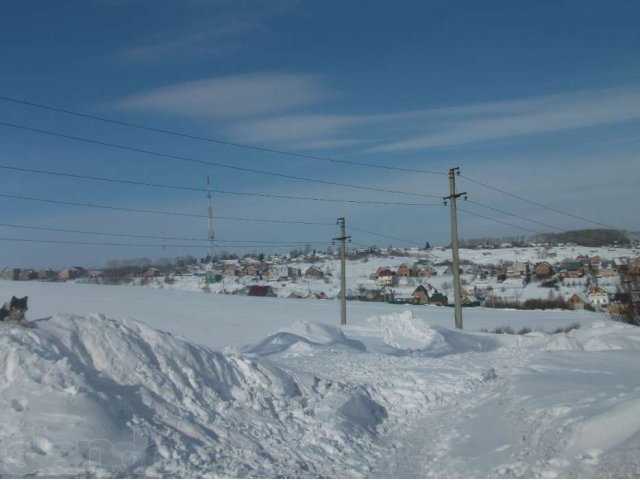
[0,314,386,477]
[1,280,639,477]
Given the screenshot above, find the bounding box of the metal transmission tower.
[206,176,214,262]
[334,217,350,325]
[443,167,466,329]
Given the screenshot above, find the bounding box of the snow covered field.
[1,279,639,477]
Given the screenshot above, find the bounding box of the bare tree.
[612,273,640,326]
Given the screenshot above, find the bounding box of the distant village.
[3,241,639,314]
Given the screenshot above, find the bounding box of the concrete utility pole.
[443,167,466,329]
[206,176,214,262]
[334,217,350,325]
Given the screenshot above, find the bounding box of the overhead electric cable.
[0,193,334,225]
[0,222,332,244]
[0,121,441,199]
[0,164,442,206]
[460,174,622,230]
[458,207,544,235]
[349,226,425,246]
[461,203,628,245]
[0,95,446,175]
[0,237,332,249]
[467,200,582,233]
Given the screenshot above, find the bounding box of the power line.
[0,95,446,175]
[0,222,332,244]
[0,237,332,249]
[460,174,622,230]
[0,237,207,248]
[0,121,441,199]
[461,204,629,245]
[0,192,335,225]
[458,207,541,234]
[0,164,442,206]
[467,200,581,233]
[349,226,425,246]
[350,241,375,249]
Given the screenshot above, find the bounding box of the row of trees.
[530,229,630,247]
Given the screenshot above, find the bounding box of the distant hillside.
[627,231,640,242]
[530,229,630,247]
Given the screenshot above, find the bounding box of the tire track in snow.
[274,345,536,477]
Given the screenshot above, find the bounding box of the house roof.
[569,293,589,303]
[563,261,583,271]
[412,285,429,296]
[535,261,552,268]
[377,269,396,277]
[588,286,609,295]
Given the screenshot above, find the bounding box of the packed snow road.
[1,280,639,477]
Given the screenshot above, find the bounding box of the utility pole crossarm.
[443,167,466,329]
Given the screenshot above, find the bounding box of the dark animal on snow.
[0,296,29,326]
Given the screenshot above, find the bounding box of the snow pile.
[243,321,366,357]
[0,315,386,477]
[370,310,449,352]
[367,310,504,355]
[545,320,640,352]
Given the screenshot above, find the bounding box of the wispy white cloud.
[224,114,364,144]
[222,111,422,150]
[118,0,295,63]
[221,84,640,152]
[371,85,640,152]
[116,73,333,119]
[118,77,640,154]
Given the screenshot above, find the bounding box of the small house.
[305,266,324,278]
[588,287,610,307]
[613,257,630,273]
[146,267,160,278]
[243,265,258,277]
[597,261,617,277]
[560,262,585,278]
[223,263,237,276]
[307,291,328,300]
[357,288,395,303]
[416,266,436,277]
[411,285,429,305]
[429,291,448,306]
[506,262,530,278]
[38,269,57,281]
[1,267,21,280]
[396,263,413,277]
[18,269,37,281]
[288,267,302,278]
[58,267,85,281]
[568,293,589,310]
[376,269,397,286]
[267,266,289,281]
[534,262,554,279]
[246,285,276,297]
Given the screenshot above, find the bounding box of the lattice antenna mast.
[207,176,214,262]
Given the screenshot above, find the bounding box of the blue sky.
[1,0,639,268]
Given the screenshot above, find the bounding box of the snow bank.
[0,315,385,477]
[243,321,366,357]
[545,320,640,352]
[367,310,505,355]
